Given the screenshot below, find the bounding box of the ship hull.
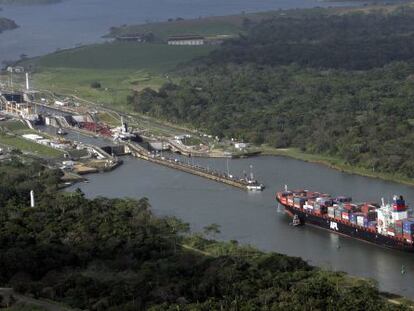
[279,201,414,252]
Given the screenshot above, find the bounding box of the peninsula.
[0,16,17,33]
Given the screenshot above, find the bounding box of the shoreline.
[261,146,414,187]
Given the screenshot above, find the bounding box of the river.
[0,0,360,64]
[68,154,414,299]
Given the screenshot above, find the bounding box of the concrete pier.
[126,142,262,191]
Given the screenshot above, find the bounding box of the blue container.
[368,221,377,228]
[336,196,352,203]
[403,220,414,232]
[294,197,306,203]
[350,214,357,223]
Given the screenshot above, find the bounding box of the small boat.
[246,182,265,191]
[292,214,302,226]
[245,165,265,191]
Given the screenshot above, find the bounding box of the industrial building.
[167,35,205,46]
[0,92,36,117]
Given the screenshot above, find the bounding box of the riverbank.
[1,155,413,310]
[262,146,414,187]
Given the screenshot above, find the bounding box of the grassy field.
[0,120,29,133]
[0,133,63,158]
[108,14,256,40]
[28,42,214,71]
[21,42,215,110]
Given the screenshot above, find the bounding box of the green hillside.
[21,42,215,110]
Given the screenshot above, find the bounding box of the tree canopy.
[128,7,414,179]
[0,159,409,310]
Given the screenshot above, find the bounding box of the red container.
[361,204,376,214]
[343,204,354,211]
[341,212,350,220]
[367,211,377,221]
[393,205,407,212]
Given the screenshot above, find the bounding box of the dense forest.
[0,159,410,310]
[129,7,414,178]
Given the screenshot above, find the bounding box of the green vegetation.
[0,133,63,158]
[129,6,414,180]
[3,306,46,311]
[0,17,17,33]
[0,120,29,133]
[97,112,120,127]
[0,120,63,158]
[108,13,268,41]
[181,135,202,146]
[263,147,414,186]
[26,43,215,71]
[21,42,215,111]
[0,159,410,310]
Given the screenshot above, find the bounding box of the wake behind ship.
[276,189,414,252]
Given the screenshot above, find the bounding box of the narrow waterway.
[69,155,414,299]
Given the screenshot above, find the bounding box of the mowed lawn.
[24,42,215,110]
[110,16,245,40]
[0,134,63,158]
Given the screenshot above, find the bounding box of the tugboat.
[246,180,265,191]
[245,165,265,191]
[291,214,302,226]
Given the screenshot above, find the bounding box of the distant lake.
[0,0,361,64]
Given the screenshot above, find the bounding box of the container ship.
[276,188,414,252]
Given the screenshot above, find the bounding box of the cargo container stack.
[403,219,414,242]
[377,200,393,235]
[276,189,414,251]
[394,220,404,238]
[328,206,335,218]
[391,195,408,222]
[293,197,305,208]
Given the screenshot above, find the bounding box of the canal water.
[69,155,414,299]
[0,0,361,65]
